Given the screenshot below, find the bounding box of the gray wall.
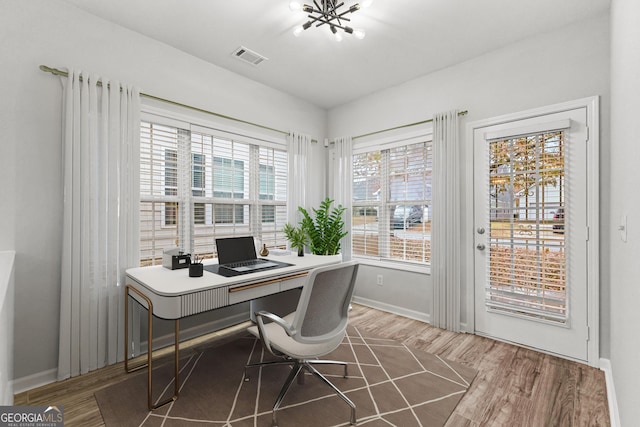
[609,0,640,424]
[329,13,611,353]
[0,0,327,382]
[0,252,15,404]
[0,1,619,410]
[353,265,431,323]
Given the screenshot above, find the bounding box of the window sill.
[354,257,431,275]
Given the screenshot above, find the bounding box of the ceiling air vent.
[232,46,268,66]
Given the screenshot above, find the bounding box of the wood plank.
[348,305,609,427]
[13,304,609,427]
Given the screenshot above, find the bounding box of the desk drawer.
[181,287,229,317]
[280,275,306,292]
[228,280,281,304]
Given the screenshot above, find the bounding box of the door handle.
[477,227,485,234]
[476,243,486,251]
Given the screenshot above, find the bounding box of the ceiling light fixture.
[292,0,370,40]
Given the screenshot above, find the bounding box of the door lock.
[477,227,485,234]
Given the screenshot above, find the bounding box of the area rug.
[95,325,477,426]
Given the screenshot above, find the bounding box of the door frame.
[463,97,599,367]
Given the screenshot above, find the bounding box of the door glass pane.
[487,131,566,323]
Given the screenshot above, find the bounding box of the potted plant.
[283,223,309,256]
[299,198,348,256]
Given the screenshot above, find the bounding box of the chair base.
[245,358,356,426]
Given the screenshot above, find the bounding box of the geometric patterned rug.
[95,325,477,426]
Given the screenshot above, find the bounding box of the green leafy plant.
[283,223,309,255]
[299,198,348,255]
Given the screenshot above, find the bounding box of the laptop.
[215,236,283,274]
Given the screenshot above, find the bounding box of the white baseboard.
[12,368,57,395]
[352,296,430,324]
[600,358,620,427]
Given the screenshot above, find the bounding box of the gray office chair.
[245,261,359,427]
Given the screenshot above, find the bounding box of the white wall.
[0,251,15,405]
[0,128,16,252]
[0,0,615,392]
[609,0,640,424]
[352,266,431,323]
[0,0,327,382]
[330,14,611,349]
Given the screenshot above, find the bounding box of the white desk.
[124,254,342,409]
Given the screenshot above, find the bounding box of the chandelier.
[289,0,372,41]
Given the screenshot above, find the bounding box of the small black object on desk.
[163,252,191,270]
[189,254,204,277]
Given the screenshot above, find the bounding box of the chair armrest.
[254,311,296,355]
[255,311,296,335]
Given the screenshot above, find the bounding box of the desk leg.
[125,285,180,410]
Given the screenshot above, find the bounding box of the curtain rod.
[40,65,466,145]
[352,110,468,140]
[39,65,290,136]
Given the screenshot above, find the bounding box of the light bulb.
[293,25,304,37]
[354,28,366,39]
[289,1,302,11]
[334,31,343,42]
[361,0,373,7]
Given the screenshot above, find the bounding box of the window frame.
[351,128,434,273]
[465,96,599,364]
[139,106,288,266]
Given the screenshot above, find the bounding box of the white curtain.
[58,69,141,380]
[331,136,353,261]
[431,110,460,332]
[286,131,311,231]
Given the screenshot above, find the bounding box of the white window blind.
[486,130,566,322]
[140,122,183,266]
[352,138,432,265]
[140,118,288,266]
[257,147,288,248]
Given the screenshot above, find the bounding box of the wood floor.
[14,304,609,426]
[349,305,609,427]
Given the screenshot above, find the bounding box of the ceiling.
[61,0,610,109]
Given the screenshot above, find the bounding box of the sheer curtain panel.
[431,110,460,332]
[331,136,353,260]
[58,69,141,380]
[286,131,311,230]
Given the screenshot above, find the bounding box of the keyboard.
[221,259,279,272]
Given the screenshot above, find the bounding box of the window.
[165,150,206,224]
[139,117,288,266]
[164,143,179,226]
[213,156,245,199]
[487,131,566,321]
[212,155,246,224]
[352,137,432,265]
[260,164,276,223]
[192,153,206,224]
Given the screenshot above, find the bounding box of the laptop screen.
[216,236,257,265]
